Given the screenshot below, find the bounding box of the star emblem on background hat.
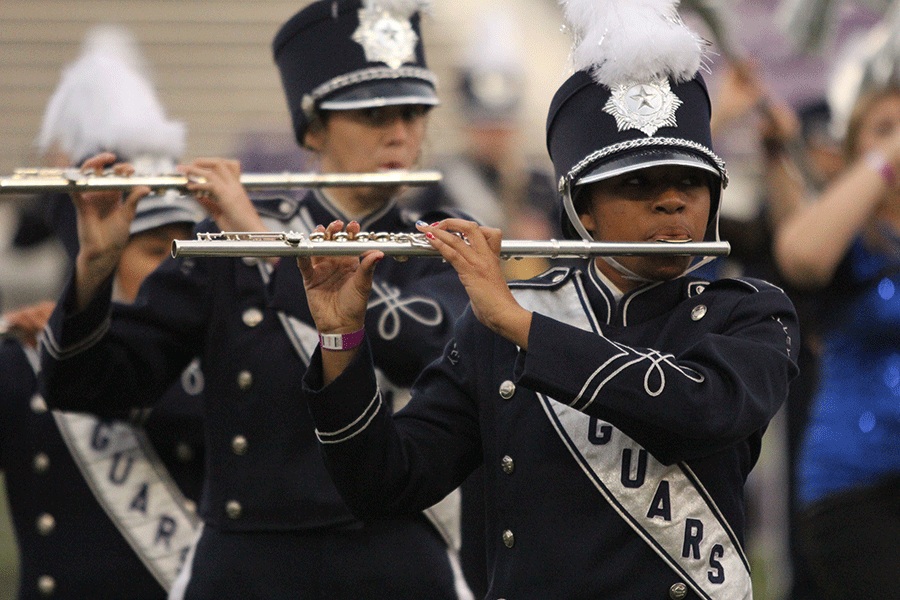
[353,7,418,69]
[603,78,682,136]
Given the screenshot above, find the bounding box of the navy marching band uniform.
[39,190,469,599]
[300,2,800,599]
[304,263,798,599]
[40,1,475,597]
[0,339,204,600]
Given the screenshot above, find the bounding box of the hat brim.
[576,148,720,187]
[319,80,439,111]
[130,193,203,236]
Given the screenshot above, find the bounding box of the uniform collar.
[308,189,399,231]
[584,263,701,327]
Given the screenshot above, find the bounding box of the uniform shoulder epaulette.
[509,265,575,289]
[707,276,786,295]
[251,194,301,220]
[398,205,481,227]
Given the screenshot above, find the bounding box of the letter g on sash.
[588,417,612,445]
[91,421,112,450]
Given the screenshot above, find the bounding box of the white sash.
[512,280,752,600]
[23,346,201,590]
[52,410,202,589]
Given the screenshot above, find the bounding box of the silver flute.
[0,168,442,195]
[172,231,731,260]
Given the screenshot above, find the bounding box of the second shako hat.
[273,0,438,146]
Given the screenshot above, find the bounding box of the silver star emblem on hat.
[352,7,418,70]
[603,78,682,137]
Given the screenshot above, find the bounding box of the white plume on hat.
[462,5,522,75]
[36,24,185,166]
[364,0,430,18]
[560,0,708,87]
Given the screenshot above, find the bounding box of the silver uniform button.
[279,200,293,214]
[232,435,248,455]
[36,513,55,536]
[37,575,55,596]
[669,582,688,599]
[501,455,514,475]
[225,500,242,519]
[184,500,197,514]
[499,380,516,400]
[242,307,264,327]
[690,304,707,321]
[33,453,50,474]
[237,370,253,390]
[30,394,47,414]
[502,529,515,548]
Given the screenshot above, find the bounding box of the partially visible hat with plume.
[546,0,727,244]
[457,6,525,124]
[37,26,200,244]
[36,24,185,166]
[273,0,438,147]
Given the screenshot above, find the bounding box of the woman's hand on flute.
[416,219,532,350]
[297,220,383,383]
[73,153,150,311]
[178,158,267,234]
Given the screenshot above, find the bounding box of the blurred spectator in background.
[0,24,206,599]
[708,56,846,600]
[406,5,563,281]
[774,13,900,596]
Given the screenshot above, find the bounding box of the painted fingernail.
[425,232,435,240]
[416,220,427,227]
[430,222,440,227]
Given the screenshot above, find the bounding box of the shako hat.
[273,0,439,146]
[457,7,525,124]
[546,0,728,242]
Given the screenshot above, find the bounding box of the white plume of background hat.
[36,24,185,171]
[363,0,431,18]
[560,0,709,87]
[458,4,525,120]
[35,24,202,237]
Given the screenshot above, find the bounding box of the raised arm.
[775,131,900,289]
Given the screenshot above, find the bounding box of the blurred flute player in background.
[1,25,206,599]
[298,1,799,599]
[39,1,474,599]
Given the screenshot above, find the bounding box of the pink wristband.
[866,151,897,186]
[319,328,365,351]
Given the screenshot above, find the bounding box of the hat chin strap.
[561,187,721,283]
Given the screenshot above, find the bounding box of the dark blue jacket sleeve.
[303,313,483,519]
[39,254,211,415]
[516,283,799,463]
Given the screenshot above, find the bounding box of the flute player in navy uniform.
[0,26,206,600]
[298,1,799,598]
[39,2,474,599]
